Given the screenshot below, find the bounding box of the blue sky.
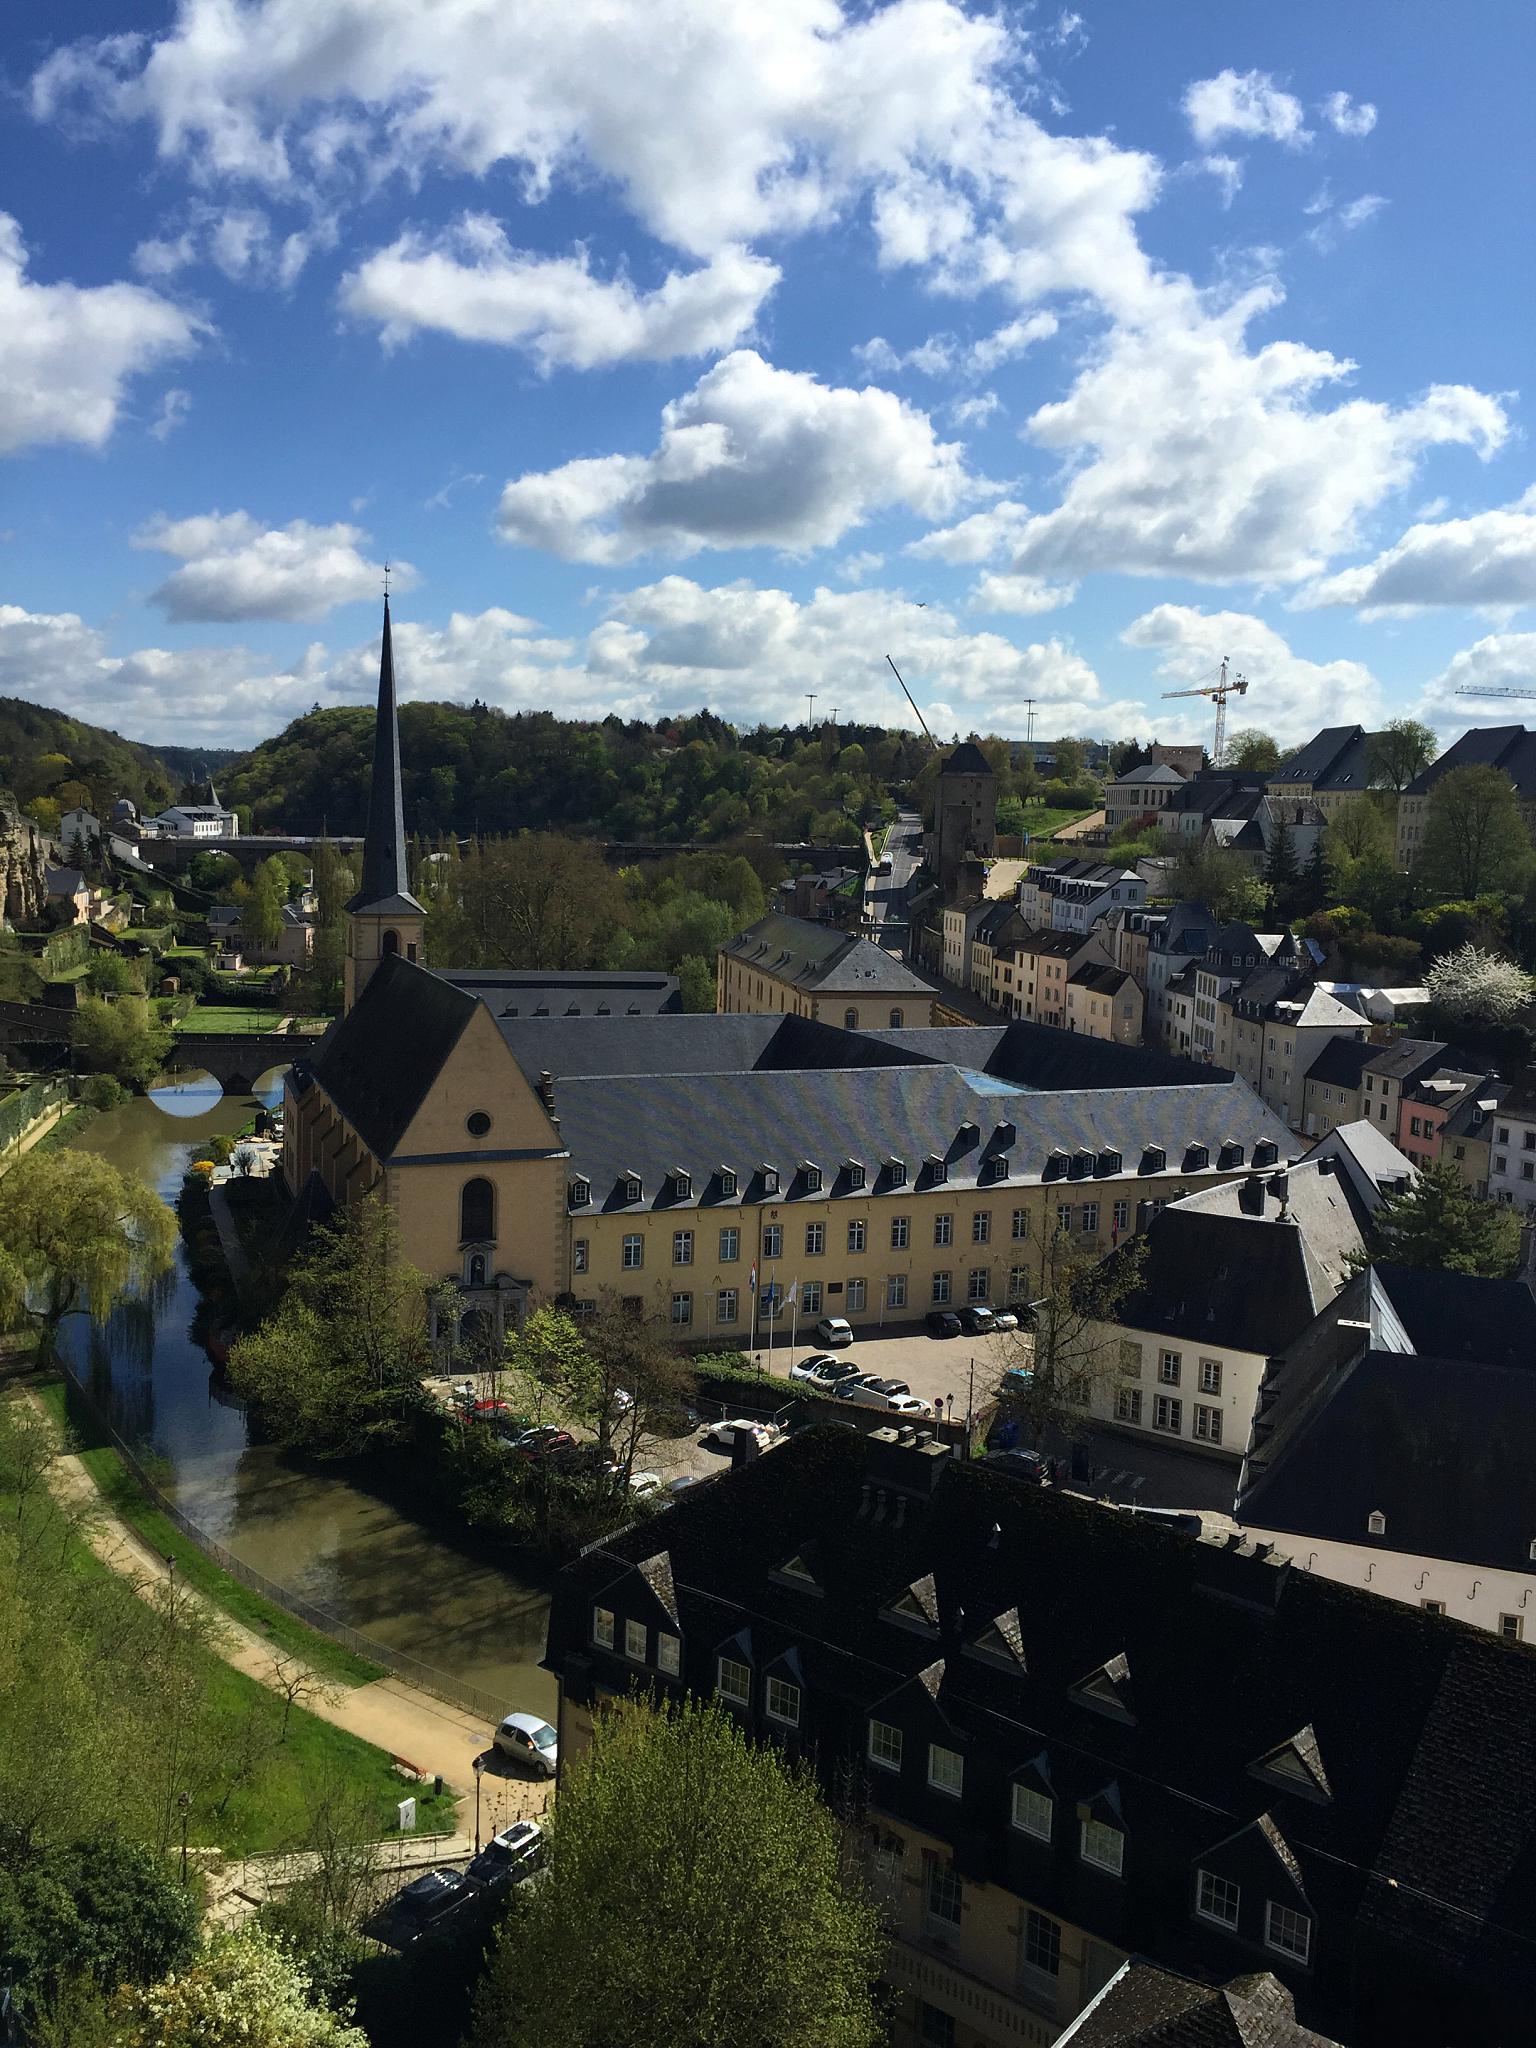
[2,0,1533,750]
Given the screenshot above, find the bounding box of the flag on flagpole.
[749,1261,758,1294]
[784,1280,799,1308]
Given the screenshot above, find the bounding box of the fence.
[0,1077,70,1155]
[54,1361,513,1731]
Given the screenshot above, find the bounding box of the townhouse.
[718,910,938,1029]
[1103,763,1186,836]
[1487,1075,1536,1212]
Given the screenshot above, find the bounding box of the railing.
[53,1361,512,1731]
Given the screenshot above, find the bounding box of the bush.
[81,1074,127,1112]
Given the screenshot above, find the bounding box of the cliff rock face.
[0,792,50,929]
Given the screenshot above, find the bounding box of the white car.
[815,1317,854,1347]
[701,1417,781,1451]
[493,1712,559,1778]
[883,1393,936,1420]
[628,1470,663,1498]
[790,1352,837,1384]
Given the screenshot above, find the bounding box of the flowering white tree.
[109,1927,367,2047]
[1424,943,1535,1026]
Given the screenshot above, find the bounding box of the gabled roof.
[1363,1036,1448,1083]
[1112,763,1187,786]
[941,739,994,777]
[307,952,482,1159]
[1269,726,1378,794]
[1304,1037,1374,1089]
[1055,1961,1340,2047]
[720,912,934,995]
[1404,725,1536,800]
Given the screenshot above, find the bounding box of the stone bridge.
[167,1031,312,1094]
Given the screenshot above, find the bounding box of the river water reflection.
[58,1070,555,1717]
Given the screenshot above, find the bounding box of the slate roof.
[720,912,933,995]
[1112,763,1187,787]
[1057,1963,1339,2047]
[1304,1037,1374,1090]
[1363,1037,1448,1083]
[442,967,681,1016]
[1299,1119,1416,1202]
[1404,725,1536,800]
[1269,727,1378,794]
[1239,1265,1536,1572]
[45,866,85,894]
[549,1430,1536,2040]
[941,739,994,776]
[307,952,480,1158]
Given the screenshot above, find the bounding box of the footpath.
[37,1411,545,1806]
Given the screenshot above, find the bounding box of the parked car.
[514,1426,576,1460]
[666,1473,702,1496]
[982,1448,1048,1485]
[701,1416,782,1452]
[999,1366,1035,1398]
[835,1376,910,1409]
[958,1304,996,1335]
[790,1352,838,1384]
[467,1819,544,1894]
[925,1309,963,1338]
[493,1711,560,1778]
[883,1393,936,1420]
[397,1868,475,1927]
[814,1316,854,1347]
[806,1358,861,1388]
[986,1306,1020,1332]
[628,1470,663,1498]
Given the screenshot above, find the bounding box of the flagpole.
[749,1259,759,1366]
[790,1288,799,1351]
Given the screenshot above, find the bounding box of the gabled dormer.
[1069,1651,1136,1725]
[1248,1724,1332,1805]
[963,1606,1026,1671]
[771,1545,823,1596]
[1141,1144,1166,1174]
[883,1572,941,1637]
[1190,1812,1314,1965]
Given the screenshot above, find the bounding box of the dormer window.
[1094,1149,1121,1177]
[1249,1725,1332,1805]
[994,1119,1017,1149]
[1069,1652,1135,1725]
[1186,1142,1210,1172]
[718,1166,737,1198]
[884,1574,941,1636]
[926,1154,948,1186]
[670,1168,692,1201]
[1218,1141,1244,1169]
[1142,1145,1166,1174]
[1071,1151,1094,1180]
[1045,1149,1069,1180]
[983,1153,1010,1183]
[1253,1140,1279,1168]
[623,1173,644,1205]
[885,1156,908,1186]
[759,1164,780,1197]
[569,1177,591,1209]
[801,1162,823,1193]
[845,1159,866,1191]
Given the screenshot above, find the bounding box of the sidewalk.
[37,1410,541,1801]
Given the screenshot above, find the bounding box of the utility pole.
[1024,699,1036,747]
[805,692,817,729]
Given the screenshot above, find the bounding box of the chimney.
[537,1069,556,1113]
[1135,1198,1154,1233]
[1238,1172,1266,1216]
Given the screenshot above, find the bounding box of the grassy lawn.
[1021,803,1099,839]
[36,1378,382,1690]
[174,1005,283,1033]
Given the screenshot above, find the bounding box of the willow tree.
[0,1150,176,1364]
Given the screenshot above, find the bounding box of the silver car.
[493,1711,559,1778]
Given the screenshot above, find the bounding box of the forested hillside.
[224,703,935,842]
[0,696,238,828]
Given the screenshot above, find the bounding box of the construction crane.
[1162,655,1249,764]
[886,655,938,748]
[1454,685,1536,701]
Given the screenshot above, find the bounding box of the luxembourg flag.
[749,1261,758,1295]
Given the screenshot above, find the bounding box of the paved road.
[865,807,923,950]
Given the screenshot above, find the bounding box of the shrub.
[81,1074,128,1112]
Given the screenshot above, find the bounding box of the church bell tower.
[344,596,426,1012]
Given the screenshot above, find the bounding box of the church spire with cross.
[343,593,426,1010]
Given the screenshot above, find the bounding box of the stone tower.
[931,737,997,901]
[343,597,426,1012]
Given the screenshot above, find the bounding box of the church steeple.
[343,596,426,1011]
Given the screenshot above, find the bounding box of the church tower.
[344,596,426,1012]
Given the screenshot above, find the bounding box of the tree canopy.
[107,1927,368,2048]
[471,1698,882,2048]
[1358,1160,1521,1279]
[1418,764,1533,899]
[1422,942,1534,1026]
[1366,719,1437,793]
[0,1150,176,1363]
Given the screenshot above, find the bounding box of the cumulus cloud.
[1418,632,1536,721]
[341,219,778,370]
[133,205,312,288]
[1183,70,1310,148]
[133,511,415,622]
[1196,154,1243,208]
[1305,190,1387,253]
[0,213,204,456]
[857,312,1057,380]
[1122,603,1381,746]
[999,286,1506,587]
[906,500,1032,565]
[951,391,1000,429]
[497,349,970,563]
[1320,91,1377,138]
[1297,488,1536,616]
[968,572,1076,615]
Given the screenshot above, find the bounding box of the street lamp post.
[473,1755,486,1855]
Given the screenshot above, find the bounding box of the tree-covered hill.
[0,696,239,829]
[223,702,937,843]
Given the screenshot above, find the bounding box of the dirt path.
[37,1415,552,1810]
[0,1100,70,1173]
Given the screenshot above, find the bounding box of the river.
[58,1071,556,1720]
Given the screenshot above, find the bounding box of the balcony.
[887,1941,1060,2047]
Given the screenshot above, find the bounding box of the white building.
[1487,1081,1536,1213]
[148,781,239,839]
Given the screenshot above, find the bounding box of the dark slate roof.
[45,866,85,893]
[941,739,994,776]
[1072,961,1134,996]
[442,967,680,1016]
[1239,1266,1536,1572]
[720,912,934,995]
[1304,1037,1374,1089]
[499,1011,922,1085]
[1057,1963,1339,2047]
[307,952,479,1158]
[1362,1036,1448,1083]
[1269,727,1377,794]
[549,1431,1536,2035]
[862,1021,1243,1092]
[1404,725,1536,800]
[347,597,424,918]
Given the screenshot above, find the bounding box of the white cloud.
[1001,286,1506,586]
[1306,190,1387,253]
[1418,633,1536,721]
[1121,603,1381,747]
[0,213,203,456]
[1183,70,1310,149]
[967,312,1058,373]
[856,312,1056,381]
[133,511,415,622]
[496,349,970,563]
[906,499,1032,565]
[1320,91,1377,138]
[341,219,778,370]
[133,205,313,286]
[1297,488,1536,616]
[1197,154,1243,208]
[148,388,192,441]
[951,391,1000,428]
[968,572,1075,615]
[836,550,885,583]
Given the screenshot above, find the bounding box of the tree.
[465,834,628,970]
[675,954,715,1012]
[1367,719,1437,793]
[1165,841,1266,926]
[1262,817,1298,903]
[227,1195,440,1457]
[247,857,288,951]
[1050,737,1087,786]
[1357,1160,1521,1279]
[993,1230,1149,1449]
[471,1698,882,2048]
[1324,795,1393,866]
[1423,942,1534,1026]
[108,1926,368,2047]
[1224,729,1283,771]
[73,996,174,1090]
[0,1150,176,1364]
[1418,764,1534,898]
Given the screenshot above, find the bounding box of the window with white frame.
[891,1215,910,1249]
[1113,1200,1129,1233]
[1081,1201,1099,1234]
[1008,1264,1030,1299]
[1199,1357,1222,1395]
[573,1239,589,1274]
[927,1744,964,1796]
[934,1213,953,1247]
[1011,1782,1052,1840]
[1055,1203,1073,1235]
[1159,1349,1181,1384]
[802,1282,822,1315]
[763,1224,783,1259]
[805,1222,825,1256]
[867,1719,903,1770]
[719,1226,740,1262]
[972,1211,991,1244]
[592,1606,615,1648]
[1265,1901,1311,1964]
[1080,1817,1124,1875]
[968,1268,989,1302]
[657,1632,681,1675]
[847,1219,866,1253]
[717,1656,750,1704]
[624,1618,647,1661]
[1116,1387,1143,1425]
[1154,1395,1182,1433]
[931,1271,952,1304]
[1022,1908,1061,1982]
[673,1229,694,1265]
[847,1279,867,1312]
[621,1234,644,1269]
[926,1861,963,1930]
[1194,1404,1222,1444]
[670,1292,693,1326]
[887,1273,907,1308]
[1012,1207,1030,1239]
[1197,1869,1240,1927]
[717,1289,738,1324]
[765,1675,801,1726]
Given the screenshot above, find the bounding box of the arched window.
[844,1008,858,1029]
[460,1176,495,1244]
[467,1252,487,1287]
[382,928,400,956]
[889,1008,904,1029]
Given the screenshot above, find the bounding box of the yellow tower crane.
[1161,656,1250,765]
